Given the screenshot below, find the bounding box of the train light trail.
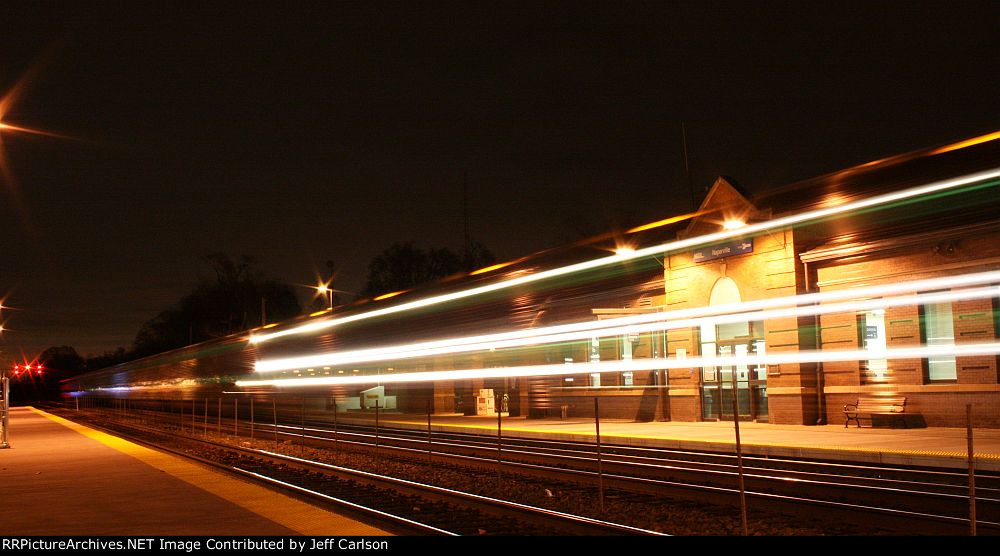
[252,286,1000,374]
[253,270,1000,373]
[248,167,1000,345]
[237,341,1000,388]
[931,129,1000,155]
[470,260,519,275]
[625,210,705,234]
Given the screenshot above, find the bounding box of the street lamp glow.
[722,219,746,230]
[315,283,333,310]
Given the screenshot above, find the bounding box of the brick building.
[66,131,1000,428]
[540,132,1000,426]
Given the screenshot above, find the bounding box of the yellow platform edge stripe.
[28,407,390,536]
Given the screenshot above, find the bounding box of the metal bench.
[844,396,907,428]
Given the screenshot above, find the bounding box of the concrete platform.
[0,407,390,536]
[341,412,1000,472]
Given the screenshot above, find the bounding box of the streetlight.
[314,284,361,311]
[316,284,334,310]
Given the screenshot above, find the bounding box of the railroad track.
[303,419,1000,534]
[60,404,1000,535]
[55,408,665,536]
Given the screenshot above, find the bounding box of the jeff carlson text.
[2,538,392,551]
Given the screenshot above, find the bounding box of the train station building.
[524,135,1000,427]
[552,135,1000,427]
[65,132,1000,428]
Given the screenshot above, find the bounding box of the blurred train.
[64,130,1000,426]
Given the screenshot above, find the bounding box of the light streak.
[0,121,73,140]
[931,129,1000,156]
[237,342,1000,388]
[249,168,1000,345]
[625,209,706,234]
[254,270,1000,373]
[470,261,519,275]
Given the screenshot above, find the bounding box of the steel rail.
[74,404,999,533]
[244,419,1000,532]
[64,409,666,536]
[296,425,1000,492]
[72,415,455,535]
[261,420,1000,500]
[116,405,1000,509]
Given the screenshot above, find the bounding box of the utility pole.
[1,369,10,449]
[462,171,471,255]
[682,122,696,211]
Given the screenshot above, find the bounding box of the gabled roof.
[680,176,770,239]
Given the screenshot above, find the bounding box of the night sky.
[1,2,998,360]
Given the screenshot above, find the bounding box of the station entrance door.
[699,277,768,422]
[700,337,768,422]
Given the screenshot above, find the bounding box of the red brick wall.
[814,231,1000,427]
[826,389,1000,427]
[662,228,816,423]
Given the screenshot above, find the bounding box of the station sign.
[692,238,753,263]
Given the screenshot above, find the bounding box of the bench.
[844,396,907,428]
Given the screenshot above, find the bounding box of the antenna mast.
[682,122,695,210]
[463,171,471,253]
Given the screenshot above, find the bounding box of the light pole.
[1,370,8,449]
[316,284,334,310]
[312,283,361,311]
[0,318,9,449]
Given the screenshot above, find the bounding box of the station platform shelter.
[0,407,389,536]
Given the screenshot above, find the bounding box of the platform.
[340,412,1000,472]
[0,407,390,536]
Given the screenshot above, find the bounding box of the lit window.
[858,308,888,382]
[922,299,957,381]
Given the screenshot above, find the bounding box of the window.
[699,322,717,382]
[621,334,634,360]
[752,339,767,380]
[858,308,888,382]
[921,300,957,382]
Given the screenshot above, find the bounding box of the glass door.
[701,337,768,422]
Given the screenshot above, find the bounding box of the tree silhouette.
[132,253,300,357]
[84,347,129,371]
[39,345,84,375]
[362,241,495,297]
